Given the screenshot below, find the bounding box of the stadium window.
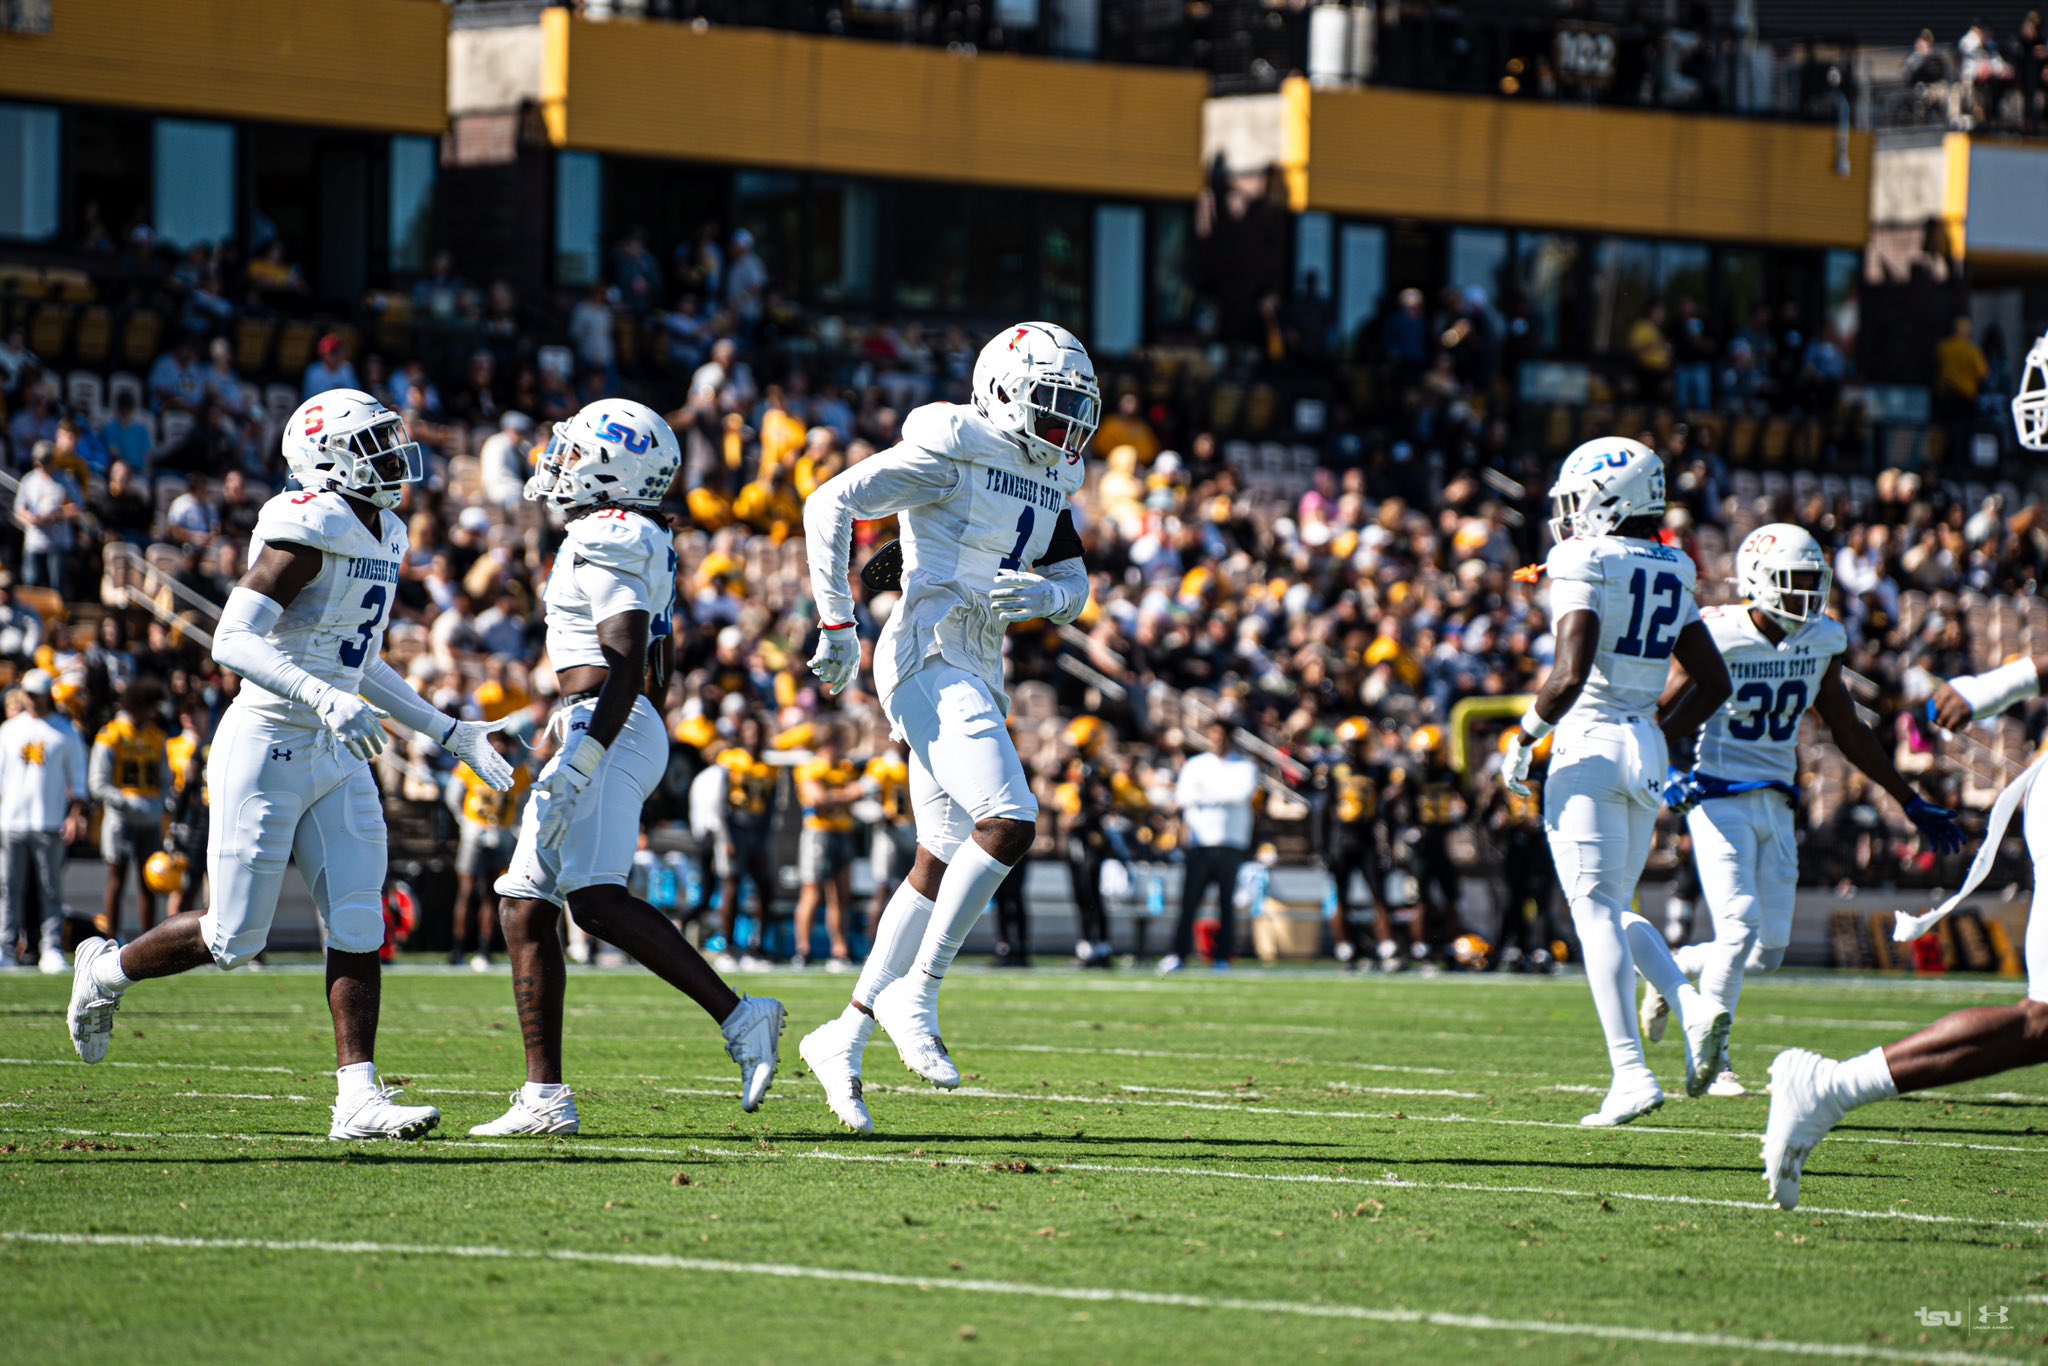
[1093,204,1143,356]
[734,171,805,302]
[1336,223,1387,354]
[554,151,603,287]
[1448,227,1510,303]
[388,136,437,276]
[1719,247,1767,339]
[892,182,967,312]
[0,103,58,242]
[1148,203,1196,334]
[1591,236,1655,353]
[1824,249,1859,350]
[1037,196,1088,328]
[1514,232,1581,352]
[70,108,149,250]
[249,127,317,270]
[1656,242,1710,312]
[1295,212,1333,294]
[152,118,235,252]
[811,177,878,309]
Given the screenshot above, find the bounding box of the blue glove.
[1904,795,1965,856]
[1662,766,1704,814]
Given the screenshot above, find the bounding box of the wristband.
[562,733,607,778]
[821,621,856,632]
[440,717,459,747]
[1517,712,1555,742]
[1947,658,2040,720]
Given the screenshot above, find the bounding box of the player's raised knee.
[565,882,630,936]
[974,815,1034,865]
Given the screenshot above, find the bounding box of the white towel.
[1893,751,2047,942]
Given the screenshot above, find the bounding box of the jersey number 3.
[1614,569,1682,661]
[338,585,388,668]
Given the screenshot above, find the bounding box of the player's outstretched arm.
[1929,651,2048,729]
[1816,660,1964,853]
[214,543,390,762]
[1658,619,1732,752]
[359,658,514,792]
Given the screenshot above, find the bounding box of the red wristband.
[821,621,856,631]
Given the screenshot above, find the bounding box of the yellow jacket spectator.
[1936,318,1989,401]
[734,469,803,543]
[718,744,776,820]
[1092,392,1160,465]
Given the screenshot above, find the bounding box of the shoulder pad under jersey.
[1807,615,1850,659]
[567,509,671,576]
[252,490,382,558]
[899,402,1023,465]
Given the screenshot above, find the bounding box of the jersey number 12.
[1614,569,1682,661]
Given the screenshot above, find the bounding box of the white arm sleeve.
[804,446,963,626]
[213,587,333,711]
[360,658,455,743]
[1040,557,1090,626]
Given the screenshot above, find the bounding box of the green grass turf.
[2,962,2045,1364]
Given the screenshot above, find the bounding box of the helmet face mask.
[2014,335,2048,451]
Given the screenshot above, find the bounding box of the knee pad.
[1747,943,1787,972]
[324,891,388,956]
[198,908,266,970]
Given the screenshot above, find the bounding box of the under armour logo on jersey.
[270,747,293,762]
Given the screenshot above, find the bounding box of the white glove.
[535,733,606,851]
[312,686,390,762]
[989,568,1066,624]
[442,716,515,793]
[1501,731,1536,799]
[809,626,860,695]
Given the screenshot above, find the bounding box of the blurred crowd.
[0,214,2036,969]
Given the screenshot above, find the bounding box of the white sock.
[909,839,1013,996]
[1569,896,1649,1078]
[521,1081,571,1104]
[853,880,937,1010]
[1622,911,1689,1003]
[1671,943,1709,980]
[1693,927,1754,1022]
[336,1061,380,1097]
[1830,1047,1898,1109]
[91,950,133,996]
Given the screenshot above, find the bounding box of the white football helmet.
[284,388,423,511]
[971,321,1101,467]
[1548,436,1665,541]
[2013,331,2048,451]
[525,397,680,509]
[1737,523,1832,629]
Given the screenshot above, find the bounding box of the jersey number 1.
[338,585,388,668]
[998,507,1035,572]
[1614,570,1682,660]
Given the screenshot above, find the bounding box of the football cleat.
[870,977,960,1088]
[1761,1048,1852,1210]
[1677,985,1732,1099]
[66,937,124,1065]
[1707,1069,1749,1098]
[38,947,68,975]
[469,1088,581,1137]
[1579,1072,1665,1127]
[330,1084,440,1141]
[1639,982,1669,1043]
[722,995,786,1112]
[798,1014,875,1135]
[1156,954,1183,975]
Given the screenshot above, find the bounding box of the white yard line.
[12,1125,2046,1238]
[0,1229,2021,1364]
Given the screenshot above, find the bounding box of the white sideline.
[14,1126,2048,1235]
[0,1229,2022,1365]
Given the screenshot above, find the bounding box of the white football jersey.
[807,402,1084,714]
[1692,604,1846,785]
[543,508,678,674]
[238,490,407,728]
[1543,534,1702,726]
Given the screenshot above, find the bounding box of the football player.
[1761,337,2048,1208]
[65,389,514,1140]
[800,320,1097,1134]
[90,676,171,940]
[1502,437,1733,1125]
[470,398,784,1138]
[1643,525,1962,1094]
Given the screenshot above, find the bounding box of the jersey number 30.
[338,586,388,668]
[1728,679,1807,743]
[1614,570,1683,661]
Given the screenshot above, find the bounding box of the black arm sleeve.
[1035,509,1083,568]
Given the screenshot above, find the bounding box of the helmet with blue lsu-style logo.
[1547,436,1665,542]
[526,397,681,510]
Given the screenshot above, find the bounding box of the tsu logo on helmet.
[598,420,652,454]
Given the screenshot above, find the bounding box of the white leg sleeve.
[853,878,936,1010]
[1623,911,1689,1002]
[910,839,1011,989]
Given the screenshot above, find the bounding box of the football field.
[2,964,2043,1363]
